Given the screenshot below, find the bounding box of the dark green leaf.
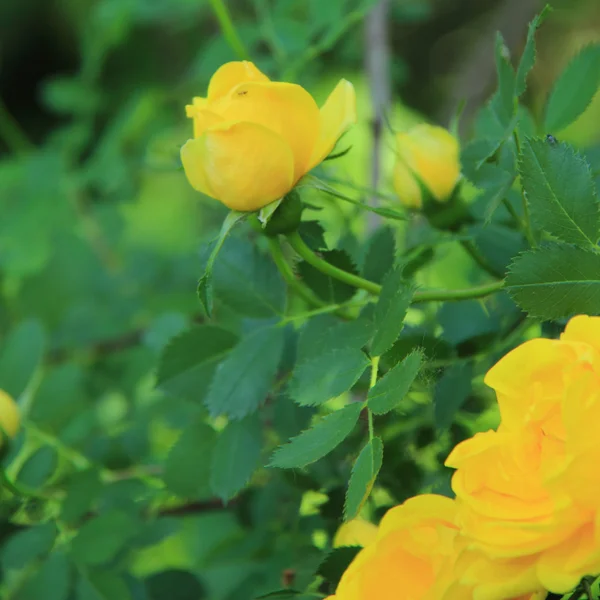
[515,6,551,96]
[15,551,71,600]
[506,244,600,319]
[520,138,599,247]
[466,224,526,276]
[156,325,238,403]
[76,571,131,600]
[434,364,474,430]
[164,419,217,498]
[317,546,361,588]
[61,469,103,524]
[0,319,46,398]
[210,414,262,502]
[145,569,207,600]
[204,326,284,419]
[16,446,58,488]
[345,437,383,520]
[367,350,422,415]
[545,44,600,132]
[297,250,358,304]
[362,227,396,284]
[71,510,142,565]
[2,523,57,571]
[371,268,414,357]
[270,403,362,469]
[298,221,327,251]
[289,349,369,406]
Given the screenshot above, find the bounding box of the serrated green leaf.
[367,350,422,415]
[515,6,551,96]
[545,44,600,132]
[209,414,262,502]
[0,319,46,399]
[289,348,369,406]
[362,227,396,284]
[434,364,474,430]
[15,551,70,600]
[371,268,414,357]
[506,244,600,319]
[270,403,362,469]
[71,510,142,566]
[156,325,238,403]
[317,546,361,589]
[344,437,383,520]
[204,326,284,419]
[520,138,599,246]
[164,419,217,498]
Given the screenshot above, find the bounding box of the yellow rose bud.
[333,518,378,549]
[393,124,460,209]
[446,315,600,595]
[0,389,20,446]
[181,61,356,212]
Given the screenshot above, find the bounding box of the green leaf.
[317,546,361,589]
[298,221,327,251]
[16,446,58,488]
[15,551,71,600]
[1,523,57,572]
[515,6,551,96]
[371,268,414,357]
[144,569,207,600]
[212,237,285,317]
[209,414,262,502]
[61,469,103,524]
[362,227,396,284]
[344,437,383,520]
[466,224,526,276]
[164,419,217,498]
[434,364,474,430]
[156,325,238,403]
[297,249,359,304]
[204,325,284,419]
[545,44,600,132]
[197,211,246,317]
[488,33,516,133]
[367,350,422,415]
[506,244,600,319]
[520,138,599,246]
[71,510,142,566]
[270,403,362,469]
[0,319,46,399]
[76,571,131,600]
[289,348,369,406]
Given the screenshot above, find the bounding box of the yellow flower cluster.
[329,315,600,600]
[181,62,460,212]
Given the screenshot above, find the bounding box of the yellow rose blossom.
[393,124,460,209]
[181,61,356,212]
[446,315,600,595]
[0,389,20,447]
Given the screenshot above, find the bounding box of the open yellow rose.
[393,124,460,209]
[181,61,356,211]
[0,389,20,447]
[446,315,600,595]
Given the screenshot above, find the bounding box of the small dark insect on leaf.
[545,134,558,145]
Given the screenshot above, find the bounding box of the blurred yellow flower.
[446,315,600,595]
[0,389,20,446]
[333,518,378,548]
[393,124,460,208]
[181,61,356,212]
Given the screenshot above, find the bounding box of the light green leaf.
[204,326,284,419]
[506,244,600,319]
[0,319,45,399]
[209,414,262,502]
[434,364,473,430]
[71,510,142,566]
[520,138,599,246]
[515,6,552,96]
[289,349,369,406]
[367,350,422,415]
[545,44,600,132]
[371,268,414,357]
[156,325,238,403]
[270,403,362,469]
[164,419,217,498]
[344,437,383,520]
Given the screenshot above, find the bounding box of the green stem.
[208,0,250,60]
[286,230,504,303]
[0,97,33,155]
[367,356,380,442]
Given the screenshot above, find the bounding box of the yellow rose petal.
[561,314,600,354]
[308,79,357,171]
[334,519,378,548]
[185,108,223,139]
[0,389,20,446]
[207,60,270,103]
[216,81,320,180]
[181,121,294,212]
[392,158,423,208]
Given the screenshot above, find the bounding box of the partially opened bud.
[393,124,460,209]
[0,389,20,447]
